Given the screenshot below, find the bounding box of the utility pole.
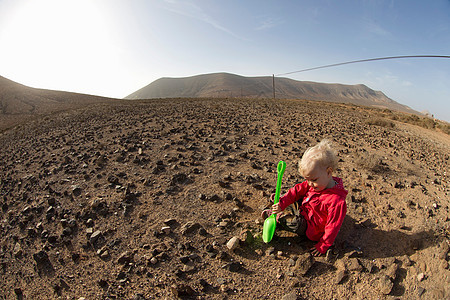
[272,74,275,99]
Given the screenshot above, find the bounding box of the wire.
[275,55,450,76]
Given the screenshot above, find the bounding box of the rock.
[72,185,82,197]
[117,251,134,265]
[281,291,299,300]
[163,218,177,226]
[180,222,201,235]
[266,247,275,256]
[14,287,23,298]
[379,275,394,295]
[218,221,229,228]
[335,269,348,284]
[293,252,315,276]
[182,264,197,273]
[13,243,23,258]
[171,283,196,297]
[161,226,171,234]
[346,258,363,272]
[288,257,296,266]
[386,263,398,280]
[90,230,102,243]
[417,272,425,282]
[438,241,449,260]
[222,261,242,272]
[149,257,158,265]
[33,250,54,275]
[226,236,240,251]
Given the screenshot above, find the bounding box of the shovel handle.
[273,161,286,205]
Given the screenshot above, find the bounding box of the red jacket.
[279,177,348,254]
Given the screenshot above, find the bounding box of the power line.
[275,55,450,77]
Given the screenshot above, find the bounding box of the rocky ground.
[0,98,449,299]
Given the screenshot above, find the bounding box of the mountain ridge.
[126,72,418,114]
[0,75,117,130]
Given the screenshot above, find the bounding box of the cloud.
[363,18,393,38]
[255,17,283,31]
[162,0,245,40]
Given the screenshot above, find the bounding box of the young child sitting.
[262,139,348,256]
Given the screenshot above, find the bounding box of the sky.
[0,0,449,121]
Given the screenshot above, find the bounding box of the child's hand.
[310,247,322,257]
[271,203,281,214]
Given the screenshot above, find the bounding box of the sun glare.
[0,0,120,95]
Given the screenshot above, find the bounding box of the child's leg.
[277,202,307,236]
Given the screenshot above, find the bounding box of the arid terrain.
[0,95,449,299]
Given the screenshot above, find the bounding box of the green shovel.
[262,160,286,243]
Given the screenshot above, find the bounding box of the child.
[262,139,348,256]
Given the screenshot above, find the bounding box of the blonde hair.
[299,139,338,175]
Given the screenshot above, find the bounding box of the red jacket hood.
[321,177,348,198]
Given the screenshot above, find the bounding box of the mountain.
[0,75,117,130]
[125,72,418,114]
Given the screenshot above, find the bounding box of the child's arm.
[314,199,347,254]
[277,181,309,211]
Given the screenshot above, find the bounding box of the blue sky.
[0,0,449,121]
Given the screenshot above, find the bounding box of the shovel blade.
[262,214,277,243]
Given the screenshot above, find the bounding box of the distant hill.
[0,75,117,130]
[126,72,418,114]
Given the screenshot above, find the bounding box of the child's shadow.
[335,215,435,259]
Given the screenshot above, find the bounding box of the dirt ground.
[0,98,449,299]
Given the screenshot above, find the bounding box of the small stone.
[281,291,298,300]
[90,230,102,243]
[13,243,23,258]
[150,257,158,265]
[438,241,449,260]
[255,249,263,256]
[285,270,294,277]
[14,288,23,297]
[72,186,82,197]
[86,219,94,227]
[100,250,109,259]
[171,284,196,297]
[218,221,228,228]
[182,264,196,273]
[417,272,425,282]
[335,269,347,284]
[163,218,177,226]
[180,222,201,235]
[222,262,242,272]
[266,247,275,256]
[161,226,171,234]
[226,237,240,251]
[288,257,296,266]
[386,263,398,280]
[117,251,133,265]
[294,253,315,276]
[346,258,363,272]
[379,275,394,295]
